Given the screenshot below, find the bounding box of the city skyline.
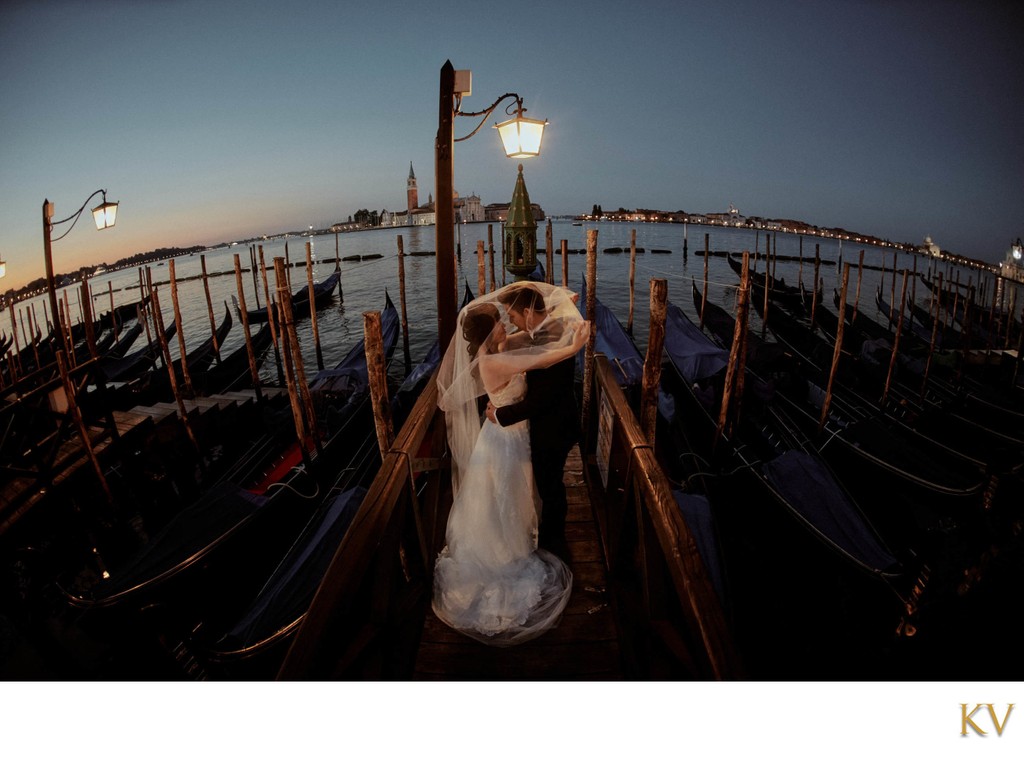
[2,0,1022,292]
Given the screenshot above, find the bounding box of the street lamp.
[43,189,119,339]
[434,60,547,348]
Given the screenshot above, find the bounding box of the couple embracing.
[432,281,591,647]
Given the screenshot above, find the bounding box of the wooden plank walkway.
[412,445,623,680]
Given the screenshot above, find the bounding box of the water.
[4,220,1017,386]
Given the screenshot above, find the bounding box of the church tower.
[407,162,419,215]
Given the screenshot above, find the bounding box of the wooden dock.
[412,446,623,680]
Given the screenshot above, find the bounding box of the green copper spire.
[504,164,538,280]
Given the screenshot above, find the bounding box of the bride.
[432,282,590,646]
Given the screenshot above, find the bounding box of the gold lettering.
[986,704,1014,737]
[961,704,986,736]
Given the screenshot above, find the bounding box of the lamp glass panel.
[92,201,118,230]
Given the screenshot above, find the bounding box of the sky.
[1,0,1022,291]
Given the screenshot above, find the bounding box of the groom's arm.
[492,360,569,427]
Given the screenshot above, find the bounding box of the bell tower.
[407,162,419,215]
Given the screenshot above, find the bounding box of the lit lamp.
[494,103,547,158]
[1013,238,1022,262]
[43,189,119,340]
[434,60,547,347]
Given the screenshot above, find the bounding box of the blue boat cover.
[309,299,400,420]
[221,485,367,650]
[664,302,730,384]
[576,277,643,388]
[761,450,899,574]
[673,490,726,603]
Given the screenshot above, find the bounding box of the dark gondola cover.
[577,277,643,390]
[213,485,366,656]
[760,450,899,575]
[308,292,399,430]
[70,482,270,608]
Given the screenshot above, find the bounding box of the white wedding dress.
[432,372,573,646]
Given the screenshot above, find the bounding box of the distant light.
[92,196,118,230]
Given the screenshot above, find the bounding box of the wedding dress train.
[432,373,573,646]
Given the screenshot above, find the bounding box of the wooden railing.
[277,354,743,679]
[276,371,447,679]
[584,354,743,679]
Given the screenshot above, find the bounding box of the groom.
[486,283,580,558]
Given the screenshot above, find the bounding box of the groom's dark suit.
[494,328,580,552]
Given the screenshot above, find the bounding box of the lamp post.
[434,60,547,348]
[42,189,118,338]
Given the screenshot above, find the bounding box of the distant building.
[407,162,418,217]
[485,202,545,222]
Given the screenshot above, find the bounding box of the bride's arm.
[479,321,590,388]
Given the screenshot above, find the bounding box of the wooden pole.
[397,235,411,372]
[488,225,497,293]
[260,245,285,385]
[26,308,41,368]
[716,251,750,449]
[798,235,804,288]
[627,229,637,335]
[56,350,113,504]
[61,293,75,368]
[477,241,486,297]
[852,250,864,323]
[882,269,909,406]
[920,271,943,399]
[275,257,320,454]
[233,254,264,401]
[168,259,194,398]
[435,60,457,351]
[151,287,203,459]
[889,252,897,323]
[761,264,770,340]
[819,263,850,433]
[80,279,98,360]
[108,282,118,340]
[811,244,821,328]
[201,255,221,364]
[560,240,569,288]
[581,229,599,428]
[771,233,778,281]
[700,233,709,329]
[545,219,554,285]
[305,242,324,371]
[364,310,394,458]
[640,278,668,447]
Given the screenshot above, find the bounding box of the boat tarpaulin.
[761,450,899,575]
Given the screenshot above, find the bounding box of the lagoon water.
[5,220,976,385]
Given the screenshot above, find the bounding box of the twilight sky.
[1,0,1022,290]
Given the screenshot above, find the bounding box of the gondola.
[187,331,445,678]
[242,270,342,324]
[58,292,398,623]
[577,276,643,395]
[657,290,909,678]
[116,302,234,404]
[700,280,992,500]
[191,304,274,397]
[308,290,399,435]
